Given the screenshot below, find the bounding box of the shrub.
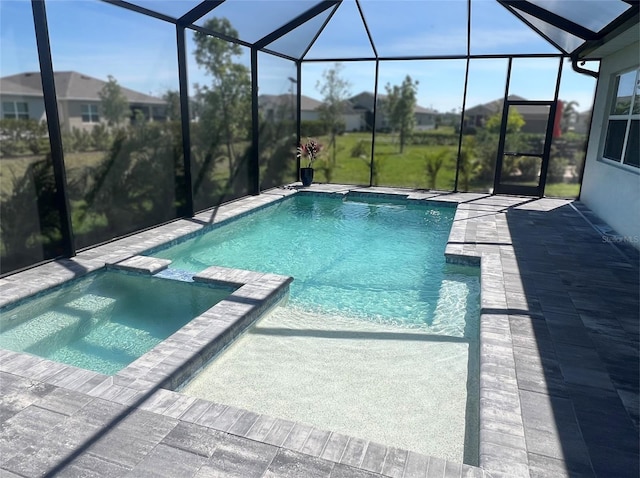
[72,127,93,152]
[350,139,370,158]
[410,131,458,146]
[0,118,48,157]
[425,148,452,189]
[517,156,540,181]
[301,120,329,138]
[91,124,111,151]
[547,156,568,183]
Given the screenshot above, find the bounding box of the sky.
[0,0,598,113]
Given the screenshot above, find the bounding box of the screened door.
[493,101,556,197]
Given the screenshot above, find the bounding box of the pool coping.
[0,185,503,476]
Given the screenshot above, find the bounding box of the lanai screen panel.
[122,0,203,19]
[45,0,183,249]
[504,0,635,54]
[264,7,335,59]
[305,0,376,59]
[0,0,66,274]
[374,60,467,190]
[186,30,253,212]
[194,0,323,44]
[301,61,376,186]
[258,53,299,190]
[521,0,631,33]
[359,0,468,57]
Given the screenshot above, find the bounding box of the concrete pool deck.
[0,185,638,477]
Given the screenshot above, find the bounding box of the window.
[81,104,100,123]
[602,68,639,169]
[2,101,29,120]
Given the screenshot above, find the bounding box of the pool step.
[107,255,171,275]
[0,294,117,356]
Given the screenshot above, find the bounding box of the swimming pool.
[0,271,235,375]
[154,193,481,463]
[155,194,475,332]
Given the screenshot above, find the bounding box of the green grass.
[543,182,580,198]
[309,132,459,190]
[0,134,580,201]
[0,151,105,197]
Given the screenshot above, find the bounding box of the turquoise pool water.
[0,271,234,375]
[155,194,479,336]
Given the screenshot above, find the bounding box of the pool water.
[0,271,234,375]
[157,194,481,463]
[156,194,478,336]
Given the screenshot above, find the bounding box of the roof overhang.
[575,10,639,59]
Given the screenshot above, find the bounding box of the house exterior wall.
[344,113,362,132]
[65,100,102,132]
[415,112,435,131]
[580,40,640,248]
[0,94,46,122]
[300,110,362,131]
[521,116,550,134]
[1,91,166,133]
[301,110,320,122]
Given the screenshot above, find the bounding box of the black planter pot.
[300,167,314,187]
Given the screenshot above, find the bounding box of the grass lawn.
[543,182,580,199]
[0,151,105,197]
[0,135,579,203]
[310,132,459,190]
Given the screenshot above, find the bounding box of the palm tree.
[561,100,580,133]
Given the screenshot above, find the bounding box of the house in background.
[0,71,166,132]
[463,94,550,133]
[260,93,364,132]
[414,104,438,131]
[259,91,436,133]
[259,93,305,122]
[348,91,437,132]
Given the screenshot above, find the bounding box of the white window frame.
[601,67,639,170]
[81,103,100,123]
[2,101,29,120]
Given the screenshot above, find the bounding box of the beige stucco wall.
[0,94,46,122]
[344,113,362,132]
[580,40,640,248]
[301,110,320,122]
[64,100,103,132]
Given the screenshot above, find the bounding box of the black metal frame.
[493,100,556,197]
[492,58,563,197]
[31,0,74,258]
[8,0,630,275]
[176,24,194,217]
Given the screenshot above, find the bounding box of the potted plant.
[297,137,323,187]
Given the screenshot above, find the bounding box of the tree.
[475,108,526,181]
[193,17,251,181]
[384,75,418,153]
[316,63,351,165]
[484,107,525,134]
[561,100,579,133]
[99,75,129,127]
